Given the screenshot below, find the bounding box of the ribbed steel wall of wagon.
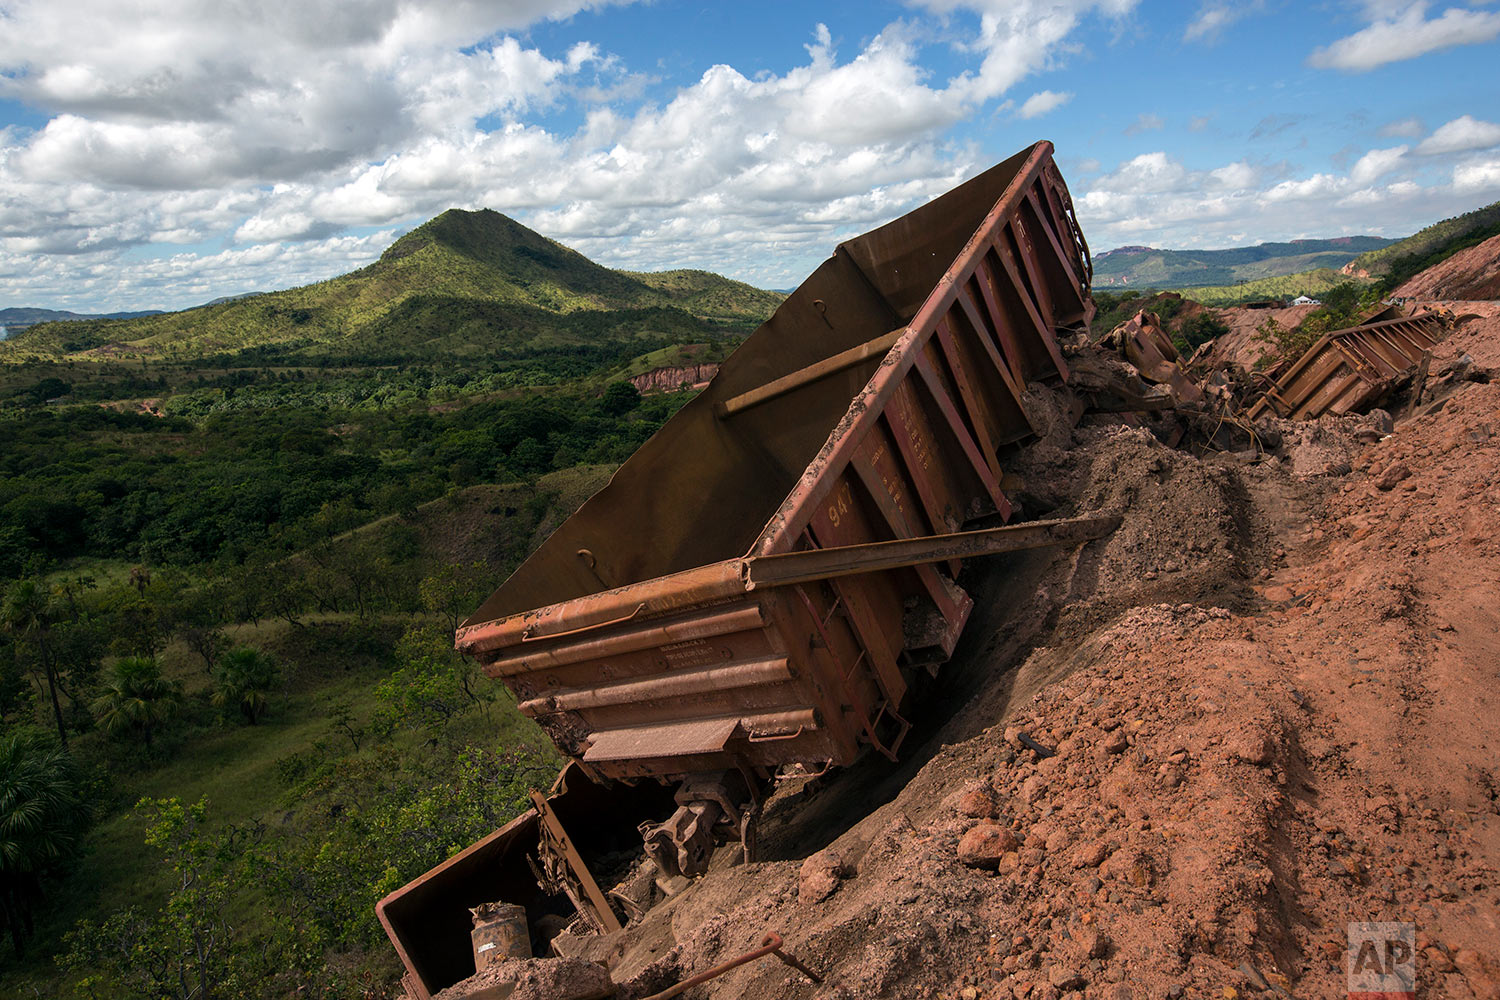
[455,140,1093,783]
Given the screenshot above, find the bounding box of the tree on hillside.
[3,580,68,747]
[91,657,182,750]
[256,558,313,629]
[419,561,491,642]
[0,730,89,957]
[211,648,280,726]
[600,379,641,416]
[63,797,258,1000]
[373,625,492,741]
[104,589,174,660]
[171,580,230,673]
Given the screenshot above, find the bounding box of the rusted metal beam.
[481,604,766,676]
[529,789,622,935]
[1407,350,1432,418]
[741,514,1121,590]
[517,657,793,716]
[715,328,906,418]
[457,560,747,655]
[912,352,1009,513]
[639,932,821,1000]
[932,317,1006,482]
[955,282,1028,404]
[972,249,1033,386]
[848,447,969,627]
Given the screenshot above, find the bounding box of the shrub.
[211,648,281,726]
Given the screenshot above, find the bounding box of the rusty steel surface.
[528,788,622,935]
[1247,311,1448,421]
[1104,310,1205,408]
[385,144,1101,993]
[376,763,675,998]
[454,142,1095,801]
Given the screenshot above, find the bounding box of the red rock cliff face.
[628,363,719,394]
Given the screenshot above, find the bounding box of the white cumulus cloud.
[1453,158,1500,193]
[1350,145,1407,184]
[1073,142,1481,253]
[0,2,1149,310]
[1308,2,1500,72]
[1183,1,1265,43]
[1415,115,1500,155]
[1016,89,1073,119]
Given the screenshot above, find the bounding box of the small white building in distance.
[1291,294,1321,306]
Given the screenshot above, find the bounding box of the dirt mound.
[543,368,1500,1000]
[1438,301,1500,369]
[1195,305,1319,372]
[433,956,612,999]
[1396,232,1500,301]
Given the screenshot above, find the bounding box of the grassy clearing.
[7,611,557,995]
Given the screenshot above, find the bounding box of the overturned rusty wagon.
[1246,309,1450,421]
[379,141,1116,997]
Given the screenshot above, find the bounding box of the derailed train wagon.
[379,140,1116,998]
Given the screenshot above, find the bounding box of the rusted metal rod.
[1406,350,1432,418]
[715,328,906,418]
[518,657,793,715]
[638,932,822,1000]
[741,514,1122,590]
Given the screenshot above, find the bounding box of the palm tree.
[3,580,67,747]
[211,648,280,726]
[0,731,88,956]
[91,657,182,749]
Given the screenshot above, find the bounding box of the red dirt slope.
[581,376,1500,1000]
[1195,305,1318,372]
[1395,232,1500,301]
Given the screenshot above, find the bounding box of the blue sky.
[0,0,1498,313]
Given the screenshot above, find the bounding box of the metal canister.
[469,902,530,970]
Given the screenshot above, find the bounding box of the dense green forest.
[0,214,779,998]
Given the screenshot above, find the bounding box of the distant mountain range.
[0,307,164,338]
[1,210,783,361]
[1092,236,1395,288]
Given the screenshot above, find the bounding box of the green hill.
[1093,236,1391,288]
[1,209,783,363]
[1171,267,1367,306]
[1346,198,1500,278]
